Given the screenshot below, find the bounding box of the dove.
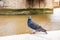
[27,16,47,34]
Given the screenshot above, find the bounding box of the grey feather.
[27,16,47,34]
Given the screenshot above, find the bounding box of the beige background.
[0,0,54,9]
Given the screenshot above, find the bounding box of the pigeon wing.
[28,21,43,31]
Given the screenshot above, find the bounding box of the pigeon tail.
[40,29,48,34]
[45,31,48,34]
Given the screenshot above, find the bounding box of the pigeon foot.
[30,32,36,34]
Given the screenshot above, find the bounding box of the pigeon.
[27,16,47,34]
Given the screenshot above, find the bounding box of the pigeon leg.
[30,30,37,34]
[30,32,36,34]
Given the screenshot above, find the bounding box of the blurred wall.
[53,0,59,7]
[45,0,53,8]
[2,0,26,9]
[2,0,54,9]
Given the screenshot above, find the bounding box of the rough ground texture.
[0,30,60,40]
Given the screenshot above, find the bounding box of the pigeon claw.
[30,32,36,34]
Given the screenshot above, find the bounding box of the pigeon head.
[28,16,31,20]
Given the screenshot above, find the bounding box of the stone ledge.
[0,8,53,15]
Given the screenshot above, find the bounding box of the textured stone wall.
[53,0,59,7]
[2,0,26,9]
[2,0,53,9]
[45,0,53,8]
